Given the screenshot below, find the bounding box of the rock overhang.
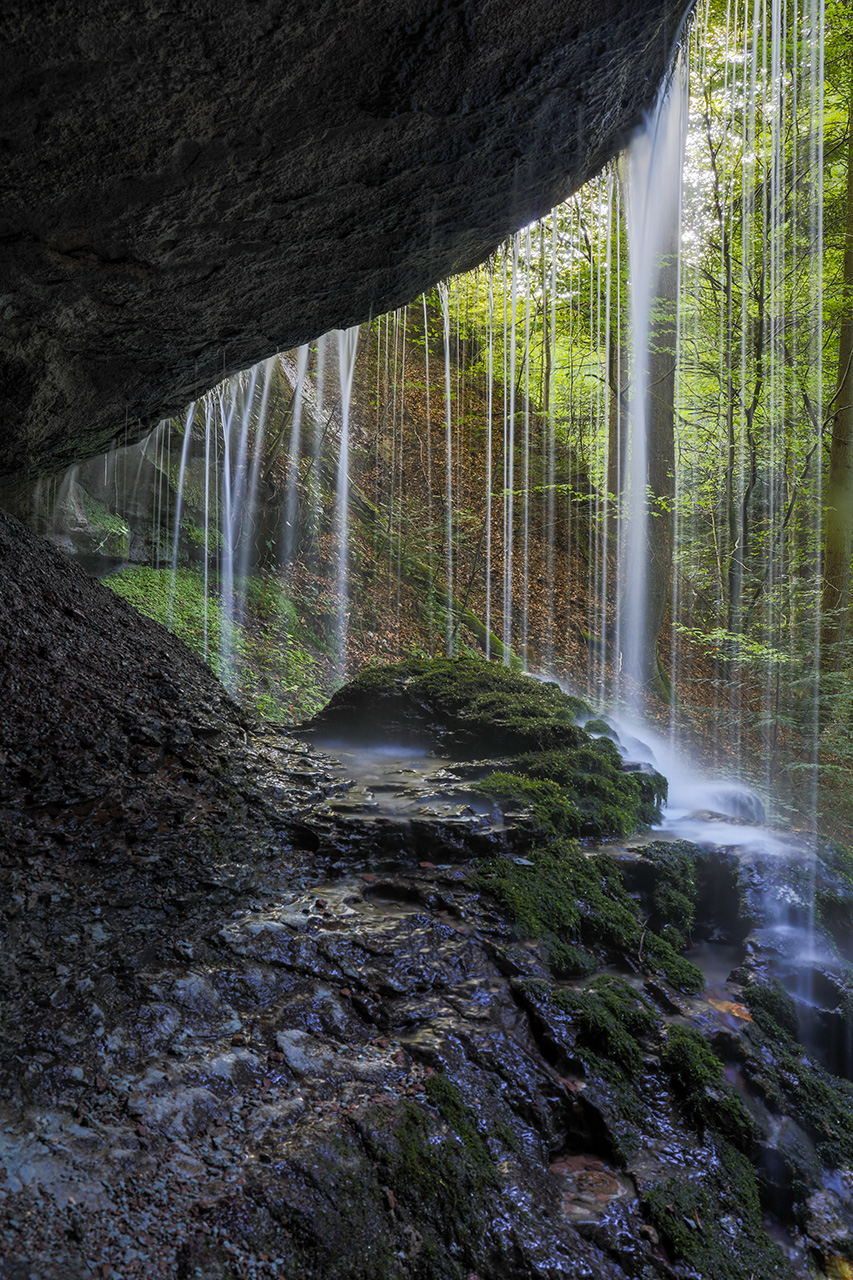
[0,0,693,482]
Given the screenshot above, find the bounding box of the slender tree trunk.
[822,75,853,667]
[607,328,627,507]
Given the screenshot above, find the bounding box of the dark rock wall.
[1,0,691,481]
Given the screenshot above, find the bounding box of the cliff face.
[0,0,689,481]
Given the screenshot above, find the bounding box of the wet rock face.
[0,0,689,480]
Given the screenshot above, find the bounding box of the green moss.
[544,939,599,978]
[509,744,667,837]
[490,1119,520,1152]
[324,657,591,751]
[553,977,658,1076]
[423,1073,497,1187]
[476,845,704,994]
[660,1024,756,1149]
[360,1077,496,1278]
[583,717,618,739]
[106,566,334,721]
[524,976,658,1161]
[743,1020,853,1168]
[642,1142,791,1280]
[472,772,583,838]
[107,566,227,669]
[78,490,130,556]
[643,934,705,996]
[180,517,222,551]
[743,979,799,1040]
[641,841,701,949]
[476,843,636,958]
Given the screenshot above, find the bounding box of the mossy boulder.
[310,658,666,839]
[309,656,591,752]
[642,1142,791,1280]
[660,1024,757,1149]
[478,742,666,838]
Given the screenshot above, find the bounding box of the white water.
[283,345,310,567]
[334,326,360,681]
[618,56,689,711]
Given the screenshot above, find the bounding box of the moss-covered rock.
[660,1024,757,1149]
[741,1017,853,1169]
[640,840,701,948]
[744,978,800,1040]
[356,1075,498,1279]
[310,656,591,751]
[313,658,665,840]
[504,742,666,836]
[476,844,704,993]
[642,1142,791,1280]
[553,976,658,1076]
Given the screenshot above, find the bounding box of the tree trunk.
[822,73,853,668]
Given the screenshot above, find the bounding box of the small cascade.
[334,326,360,682]
[283,345,310,568]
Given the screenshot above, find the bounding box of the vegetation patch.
[743,979,799,1040]
[476,844,704,993]
[642,1142,791,1280]
[315,657,591,752]
[660,1024,756,1150]
[360,1076,497,1279]
[509,743,666,836]
[107,566,226,670]
[640,840,701,949]
[553,976,658,1076]
[106,566,334,720]
[742,1019,853,1168]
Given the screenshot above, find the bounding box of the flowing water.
[617,55,689,713]
[334,327,360,680]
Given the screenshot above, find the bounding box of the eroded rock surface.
[0,0,690,479]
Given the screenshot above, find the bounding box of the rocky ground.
[5,511,853,1279]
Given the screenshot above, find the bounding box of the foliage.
[107,567,226,670]
[106,566,333,720]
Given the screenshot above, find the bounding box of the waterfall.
[283,345,310,568]
[438,283,454,655]
[618,55,689,714]
[485,267,494,659]
[334,325,360,681]
[31,0,832,846]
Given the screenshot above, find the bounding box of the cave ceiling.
[0,0,692,482]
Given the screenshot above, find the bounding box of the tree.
[822,51,853,666]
